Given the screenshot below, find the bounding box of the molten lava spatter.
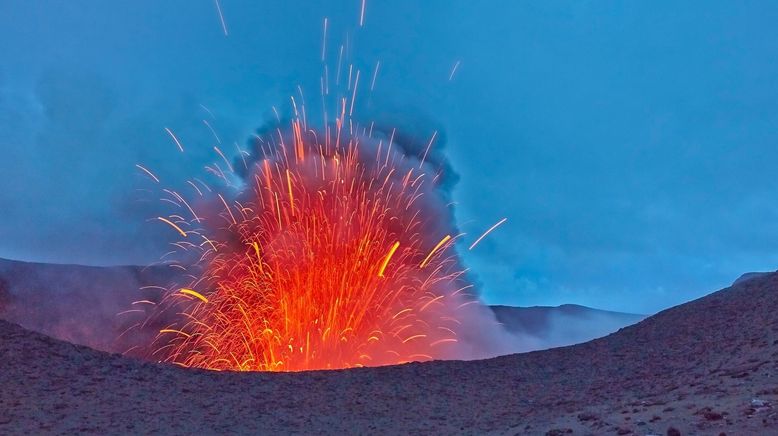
[150,118,482,371]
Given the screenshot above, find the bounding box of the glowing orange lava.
[151,117,480,371]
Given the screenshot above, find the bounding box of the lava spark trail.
[213,0,228,36]
[469,218,507,250]
[449,60,461,81]
[164,127,185,152]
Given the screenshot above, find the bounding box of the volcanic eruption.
[123,4,518,372]
[141,107,513,372]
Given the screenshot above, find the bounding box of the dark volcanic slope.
[490,304,646,347]
[2,274,778,434]
[0,258,174,354]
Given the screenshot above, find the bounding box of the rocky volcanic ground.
[2,273,778,434]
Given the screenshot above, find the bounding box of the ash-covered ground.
[1,265,777,434]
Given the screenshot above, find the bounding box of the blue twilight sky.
[2,1,778,314]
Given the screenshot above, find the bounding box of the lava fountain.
[146,114,507,371]
[138,7,512,372]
